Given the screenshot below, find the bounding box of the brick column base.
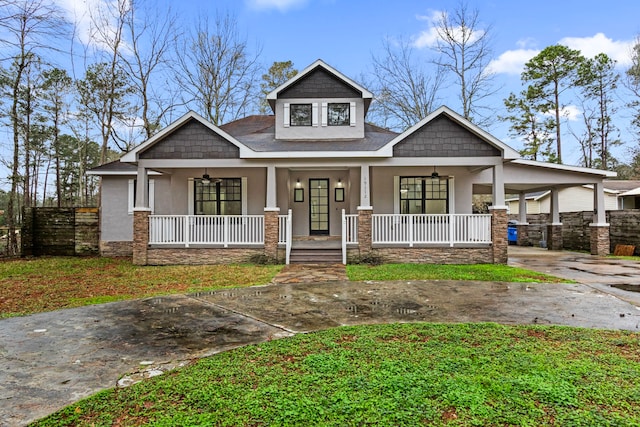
[589,224,610,255]
[264,208,280,261]
[490,207,508,264]
[516,223,529,246]
[547,224,563,251]
[357,208,373,256]
[133,209,151,265]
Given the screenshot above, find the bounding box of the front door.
[309,178,329,235]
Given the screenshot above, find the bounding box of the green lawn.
[347,263,569,283]
[34,323,640,427]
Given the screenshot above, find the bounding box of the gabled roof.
[120,111,255,163]
[86,160,162,175]
[266,59,373,112]
[378,106,521,159]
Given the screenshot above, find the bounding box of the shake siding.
[393,115,501,158]
[139,119,239,159]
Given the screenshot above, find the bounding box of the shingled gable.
[120,111,251,162]
[266,59,373,113]
[380,106,520,159]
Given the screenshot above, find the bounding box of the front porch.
[133,210,500,265]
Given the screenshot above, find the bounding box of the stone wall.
[509,210,640,255]
[146,247,264,265]
[100,241,133,257]
[372,246,493,264]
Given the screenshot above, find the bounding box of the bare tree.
[431,1,495,124]
[120,0,180,139]
[370,38,443,131]
[174,12,262,125]
[0,0,67,255]
[625,35,640,143]
[86,0,131,164]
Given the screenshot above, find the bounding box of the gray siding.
[279,67,361,99]
[140,119,239,159]
[393,115,501,157]
[101,177,133,241]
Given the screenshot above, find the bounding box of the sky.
[10,0,640,171]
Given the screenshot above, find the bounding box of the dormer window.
[328,103,350,126]
[290,104,312,126]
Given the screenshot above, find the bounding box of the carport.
[472,159,616,255]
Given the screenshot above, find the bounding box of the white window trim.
[128,178,155,214]
[312,103,318,127]
[283,103,290,127]
[321,102,328,127]
[350,102,356,126]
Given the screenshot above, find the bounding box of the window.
[400,176,448,214]
[290,104,312,126]
[327,103,350,126]
[194,178,242,215]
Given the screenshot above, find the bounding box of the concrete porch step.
[289,248,342,264]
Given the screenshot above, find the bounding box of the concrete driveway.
[2,249,640,426]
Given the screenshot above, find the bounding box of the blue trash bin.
[507,221,517,245]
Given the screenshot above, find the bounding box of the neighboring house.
[506,186,619,214]
[88,59,615,265]
[603,180,640,209]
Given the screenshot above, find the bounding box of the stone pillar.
[516,223,529,246]
[133,208,151,265]
[590,224,610,255]
[490,207,508,264]
[357,207,373,256]
[264,208,280,260]
[546,224,563,250]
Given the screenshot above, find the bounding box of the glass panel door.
[309,179,329,235]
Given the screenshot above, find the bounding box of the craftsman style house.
[89,60,615,265]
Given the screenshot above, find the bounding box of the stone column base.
[547,224,563,251]
[590,224,610,255]
[264,208,280,261]
[516,223,529,246]
[133,209,151,265]
[490,207,508,264]
[357,207,373,256]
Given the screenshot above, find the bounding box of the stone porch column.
[590,181,610,255]
[490,207,508,264]
[547,188,563,250]
[357,207,373,256]
[132,208,151,265]
[264,208,280,260]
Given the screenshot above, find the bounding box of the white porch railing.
[149,215,264,247]
[372,214,491,247]
[341,210,358,264]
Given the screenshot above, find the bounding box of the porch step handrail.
[341,210,358,264]
[149,214,264,247]
[285,209,292,265]
[372,213,491,246]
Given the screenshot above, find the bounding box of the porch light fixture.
[202,168,211,184]
[296,178,301,187]
[431,166,439,182]
[337,178,342,187]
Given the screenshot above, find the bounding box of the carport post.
[490,164,508,264]
[516,192,529,246]
[547,188,563,251]
[590,181,610,255]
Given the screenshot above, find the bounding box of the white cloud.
[542,105,581,122]
[487,48,539,75]
[245,0,308,12]
[559,32,633,66]
[412,10,484,49]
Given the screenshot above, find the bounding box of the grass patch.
[0,257,282,318]
[33,323,640,426]
[347,263,569,283]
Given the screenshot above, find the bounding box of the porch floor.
[291,237,341,250]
